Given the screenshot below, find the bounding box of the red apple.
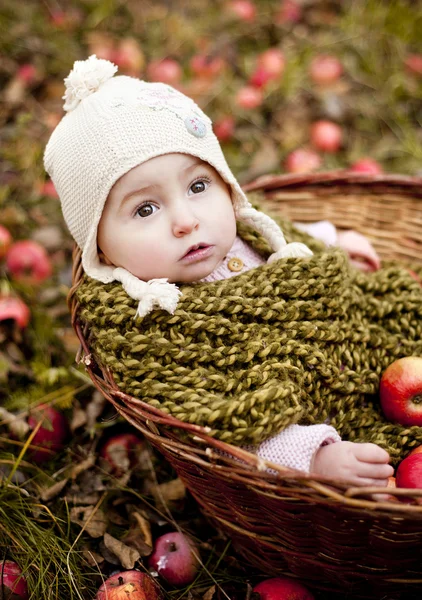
[0,295,30,328]
[253,576,315,599]
[17,64,38,86]
[149,532,199,587]
[0,560,29,599]
[380,357,422,426]
[113,38,145,75]
[6,240,52,285]
[235,86,263,109]
[310,120,342,153]
[146,59,182,85]
[349,158,383,175]
[404,54,422,77]
[0,224,12,259]
[249,67,273,89]
[213,116,235,142]
[309,55,343,85]
[27,404,69,464]
[409,445,422,457]
[227,0,256,22]
[257,48,285,79]
[284,149,322,173]
[275,0,302,24]
[39,180,59,198]
[396,454,422,491]
[190,54,225,79]
[96,570,162,600]
[100,433,145,475]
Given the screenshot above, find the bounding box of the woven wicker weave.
[69,172,422,599]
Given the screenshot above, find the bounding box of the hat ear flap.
[236,207,313,261]
[113,268,182,318]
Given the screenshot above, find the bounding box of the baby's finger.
[354,477,390,488]
[353,443,390,463]
[352,244,381,270]
[349,258,375,272]
[355,462,394,480]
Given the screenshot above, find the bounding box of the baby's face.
[97,153,237,283]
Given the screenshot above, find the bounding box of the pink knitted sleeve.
[293,220,337,247]
[244,424,341,473]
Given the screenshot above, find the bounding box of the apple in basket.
[96,570,162,600]
[379,357,422,426]
[409,445,422,456]
[149,532,200,587]
[253,576,315,599]
[396,454,422,499]
[0,560,29,599]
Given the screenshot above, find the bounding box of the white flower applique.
[136,84,208,138]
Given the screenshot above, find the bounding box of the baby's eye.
[189,178,210,195]
[136,203,157,218]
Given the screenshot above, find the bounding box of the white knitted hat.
[44,55,312,317]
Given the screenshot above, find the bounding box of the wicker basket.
[69,172,422,599]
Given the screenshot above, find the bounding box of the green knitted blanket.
[76,216,422,464]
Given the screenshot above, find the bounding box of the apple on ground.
[253,576,315,599]
[213,116,235,143]
[284,149,322,174]
[0,295,30,329]
[146,59,182,85]
[227,0,256,22]
[309,55,343,85]
[404,54,422,76]
[100,432,145,475]
[27,404,69,464]
[349,158,383,175]
[235,86,263,109]
[6,240,52,285]
[0,560,29,600]
[149,532,199,587]
[96,570,162,600]
[275,0,302,24]
[379,356,422,427]
[310,120,342,153]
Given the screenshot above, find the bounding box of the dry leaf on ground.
[103,532,141,569]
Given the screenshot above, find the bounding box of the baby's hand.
[311,441,394,486]
[336,230,381,272]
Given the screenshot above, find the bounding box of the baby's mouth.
[180,243,214,262]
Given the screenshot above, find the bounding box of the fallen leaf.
[122,510,153,557]
[69,455,96,479]
[103,532,141,569]
[203,585,216,600]
[70,506,107,538]
[40,478,69,501]
[152,477,186,509]
[85,390,107,429]
[82,546,105,567]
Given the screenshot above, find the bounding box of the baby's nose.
[172,211,199,237]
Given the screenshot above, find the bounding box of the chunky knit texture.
[75,215,422,464]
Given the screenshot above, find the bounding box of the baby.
[45,55,393,487]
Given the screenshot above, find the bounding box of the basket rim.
[243,170,422,194]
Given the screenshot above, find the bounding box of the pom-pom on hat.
[44,55,312,317]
